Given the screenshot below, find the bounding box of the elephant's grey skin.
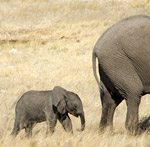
[92,15,150,135]
[11,86,85,137]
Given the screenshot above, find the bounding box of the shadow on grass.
[139,116,150,132]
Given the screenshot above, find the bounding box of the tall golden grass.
[1,0,150,146]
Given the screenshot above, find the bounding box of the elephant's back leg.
[99,83,124,132]
[11,117,21,136]
[11,110,28,137]
[98,52,143,134]
[25,123,34,137]
[98,49,143,96]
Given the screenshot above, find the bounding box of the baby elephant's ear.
[52,86,67,114]
[57,99,66,114]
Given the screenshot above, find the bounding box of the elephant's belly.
[27,110,46,122]
[28,115,46,123]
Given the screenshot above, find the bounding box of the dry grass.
[1,0,150,146]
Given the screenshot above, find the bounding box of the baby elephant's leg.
[25,123,34,137]
[58,114,73,133]
[11,118,20,137]
[11,115,26,137]
[46,112,57,134]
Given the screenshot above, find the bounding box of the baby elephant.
[11,86,85,137]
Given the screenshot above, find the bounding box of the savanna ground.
[1,0,150,146]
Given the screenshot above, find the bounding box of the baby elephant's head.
[52,86,85,131]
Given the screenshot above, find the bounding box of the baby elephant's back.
[16,90,52,116]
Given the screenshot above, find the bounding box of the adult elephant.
[92,15,150,135]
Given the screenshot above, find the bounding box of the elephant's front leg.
[46,112,57,134]
[58,113,73,133]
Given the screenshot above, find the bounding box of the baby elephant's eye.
[74,104,77,109]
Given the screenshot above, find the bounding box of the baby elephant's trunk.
[80,113,85,131]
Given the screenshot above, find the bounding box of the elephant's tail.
[92,51,102,90]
